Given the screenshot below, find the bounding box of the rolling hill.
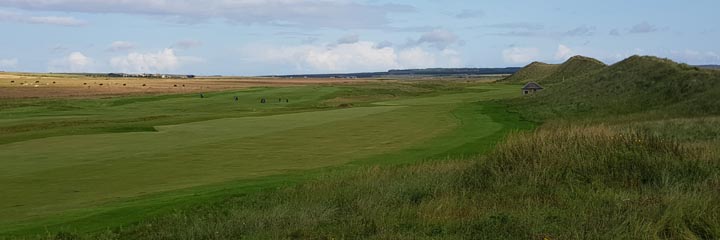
[515,55,720,119]
[503,55,606,84]
[502,61,559,83]
[540,56,607,84]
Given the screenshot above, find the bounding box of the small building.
[521,82,544,95]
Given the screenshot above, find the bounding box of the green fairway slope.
[0,82,526,236]
[0,86,339,145]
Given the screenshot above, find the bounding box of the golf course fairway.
[0,83,528,234]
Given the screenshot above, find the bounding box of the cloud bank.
[110,48,203,73]
[244,41,462,73]
[0,0,413,28]
[502,47,540,64]
[0,10,86,26]
[49,52,94,72]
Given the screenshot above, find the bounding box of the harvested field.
[0,73,385,99]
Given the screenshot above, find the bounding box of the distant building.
[521,82,544,95]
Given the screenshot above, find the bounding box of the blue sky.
[0,0,718,75]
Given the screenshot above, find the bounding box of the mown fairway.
[0,81,523,234]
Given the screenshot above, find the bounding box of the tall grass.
[462,124,720,239]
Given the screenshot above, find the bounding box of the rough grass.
[462,124,720,239]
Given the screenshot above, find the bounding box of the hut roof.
[522,82,544,90]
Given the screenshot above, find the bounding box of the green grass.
[0,82,527,236]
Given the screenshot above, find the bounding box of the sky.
[0,0,718,75]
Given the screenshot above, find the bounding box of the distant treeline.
[696,65,720,70]
[268,67,522,79]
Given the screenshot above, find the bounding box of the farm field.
[0,72,383,99]
[0,78,527,235]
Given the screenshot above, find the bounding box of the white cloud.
[245,41,462,73]
[554,44,575,61]
[110,48,202,73]
[0,0,413,28]
[49,52,94,72]
[397,47,437,68]
[0,58,19,69]
[415,29,460,50]
[0,10,86,26]
[502,47,540,64]
[108,41,136,52]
